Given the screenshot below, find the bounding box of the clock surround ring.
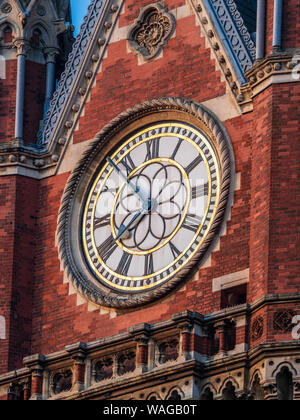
[57,97,233,309]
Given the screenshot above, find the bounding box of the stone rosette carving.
[251,316,264,341]
[51,370,73,395]
[158,338,179,364]
[117,351,136,376]
[273,310,296,333]
[1,2,12,14]
[128,4,175,60]
[94,358,113,382]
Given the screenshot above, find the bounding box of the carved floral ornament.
[128,4,175,61]
[1,2,12,14]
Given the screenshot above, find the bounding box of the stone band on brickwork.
[1,307,300,400]
[57,97,233,309]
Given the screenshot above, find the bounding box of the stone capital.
[13,39,30,57]
[43,47,60,64]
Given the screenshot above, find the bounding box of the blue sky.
[71,0,91,35]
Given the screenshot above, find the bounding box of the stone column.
[23,354,45,400]
[65,342,87,392]
[128,323,151,373]
[43,47,60,117]
[13,39,30,142]
[136,335,150,373]
[31,366,44,399]
[179,322,193,361]
[215,322,227,355]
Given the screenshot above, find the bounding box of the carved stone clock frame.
[57,97,233,309]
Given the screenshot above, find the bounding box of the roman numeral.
[146,138,160,160]
[97,235,118,263]
[185,155,203,175]
[117,252,133,276]
[169,242,181,260]
[121,154,136,174]
[182,214,202,233]
[191,182,209,199]
[94,214,111,229]
[144,254,154,276]
[171,139,183,160]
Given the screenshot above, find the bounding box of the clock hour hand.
[107,157,151,211]
[115,208,147,241]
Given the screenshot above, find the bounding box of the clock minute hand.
[115,208,147,241]
[107,157,150,210]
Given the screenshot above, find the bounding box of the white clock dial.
[83,122,220,292]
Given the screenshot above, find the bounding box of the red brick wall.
[23,61,46,144]
[282,0,300,48]
[268,83,300,294]
[29,0,253,357]
[0,176,38,374]
[248,83,300,302]
[0,177,16,373]
[0,60,17,143]
[266,0,300,52]
[248,88,272,303]
[0,59,45,144]
[1,0,299,370]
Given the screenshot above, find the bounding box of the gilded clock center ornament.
[110,158,190,254]
[57,98,233,308]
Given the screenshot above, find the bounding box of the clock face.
[82,122,220,293]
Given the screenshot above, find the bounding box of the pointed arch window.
[3,26,13,43]
[276,366,293,400]
[31,29,42,47]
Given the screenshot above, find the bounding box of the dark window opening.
[221,284,247,309]
[31,29,42,47]
[276,367,293,400]
[3,26,13,43]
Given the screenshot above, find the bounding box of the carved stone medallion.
[128,4,175,60]
[1,2,12,14]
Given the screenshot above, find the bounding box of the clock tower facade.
[0,0,299,400]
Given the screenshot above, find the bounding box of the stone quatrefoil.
[129,5,175,61]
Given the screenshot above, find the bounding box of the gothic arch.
[250,372,265,401]
[200,385,215,401]
[25,20,55,47]
[276,366,294,401]
[221,380,237,400]
[165,386,184,400]
[200,381,217,397]
[0,19,20,40]
[250,369,263,388]
[271,361,297,378]
[146,392,161,400]
[218,376,240,396]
